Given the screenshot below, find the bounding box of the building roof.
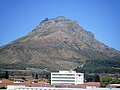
[0,79,100,88]
[0,79,52,87]
[106,84,120,88]
[70,82,100,88]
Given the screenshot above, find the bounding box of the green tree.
[35,73,38,79]
[100,76,112,87]
[5,71,9,79]
[32,73,34,78]
[21,77,26,80]
[93,74,100,82]
[100,76,120,87]
[0,73,5,78]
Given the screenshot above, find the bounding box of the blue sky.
[0,0,120,50]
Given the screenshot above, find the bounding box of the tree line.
[74,66,120,74]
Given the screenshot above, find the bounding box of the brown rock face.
[0,16,120,71]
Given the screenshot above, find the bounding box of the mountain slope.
[0,16,120,71]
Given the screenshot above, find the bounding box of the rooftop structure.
[51,70,84,85]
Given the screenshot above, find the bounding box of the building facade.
[51,70,84,85]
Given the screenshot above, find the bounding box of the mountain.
[0,16,120,71]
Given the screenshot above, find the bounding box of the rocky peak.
[54,16,67,21]
[39,16,69,25]
[30,16,81,35]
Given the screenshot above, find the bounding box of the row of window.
[52,77,75,79]
[52,74,75,76]
[52,80,75,82]
[52,83,75,85]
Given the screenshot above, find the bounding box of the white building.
[51,70,84,85]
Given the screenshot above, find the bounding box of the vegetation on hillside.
[74,59,120,74]
[84,74,100,82]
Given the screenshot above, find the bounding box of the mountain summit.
[0,16,120,71]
